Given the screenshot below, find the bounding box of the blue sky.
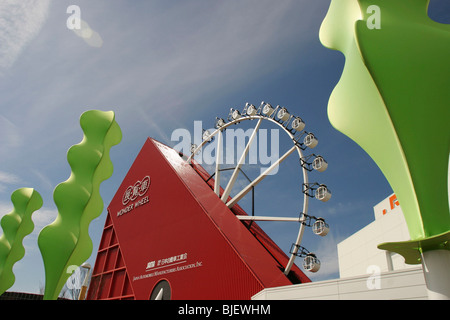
[0,0,448,295]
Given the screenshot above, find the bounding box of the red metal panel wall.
[87,213,135,300]
[88,138,309,300]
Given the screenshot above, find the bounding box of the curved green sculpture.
[0,188,43,295]
[319,0,450,264]
[38,110,122,300]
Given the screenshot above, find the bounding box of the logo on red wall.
[122,176,151,205]
[117,176,151,217]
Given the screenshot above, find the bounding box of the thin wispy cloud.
[306,231,343,281]
[0,170,22,193]
[0,0,321,179]
[0,115,23,159]
[29,206,57,235]
[0,171,21,185]
[0,198,56,252]
[29,169,55,194]
[0,205,57,239]
[1,0,315,147]
[0,0,51,72]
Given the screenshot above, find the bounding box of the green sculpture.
[319,0,449,267]
[0,188,43,295]
[38,110,122,300]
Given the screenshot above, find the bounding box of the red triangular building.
[87,138,310,300]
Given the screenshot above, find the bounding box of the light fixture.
[291,117,305,132]
[246,104,257,116]
[303,253,321,273]
[215,117,226,128]
[312,155,328,172]
[312,218,329,237]
[190,143,199,155]
[231,109,242,120]
[315,184,332,202]
[202,129,212,142]
[262,103,275,116]
[277,107,290,121]
[304,133,318,148]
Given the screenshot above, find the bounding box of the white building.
[253,194,429,300]
[338,193,419,278]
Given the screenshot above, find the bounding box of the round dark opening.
[149,280,171,300]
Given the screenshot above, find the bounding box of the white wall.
[252,267,427,300]
[338,194,419,278]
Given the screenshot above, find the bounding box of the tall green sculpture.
[38,110,122,300]
[319,0,450,298]
[0,188,43,295]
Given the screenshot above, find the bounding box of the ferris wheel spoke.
[220,118,263,202]
[226,145,297,208]
[214,130,223,196]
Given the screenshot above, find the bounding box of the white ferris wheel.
[186,101,331,275]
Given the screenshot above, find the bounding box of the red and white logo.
[122,176,151,205]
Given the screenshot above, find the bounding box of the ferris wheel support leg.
[421,249,450,300]
[221,118,262,202]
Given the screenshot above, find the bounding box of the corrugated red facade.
[87,138,310,300]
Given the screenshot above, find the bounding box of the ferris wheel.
[186,101,331,275]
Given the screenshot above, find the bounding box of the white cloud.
[306,232,342,281]
[0,0,317,169]
[0,0,51,71]
[0,171,22,193]
[0,201,57,249]
[0,0,321,152]
[0,171,21,185]
[31,206,57,230]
